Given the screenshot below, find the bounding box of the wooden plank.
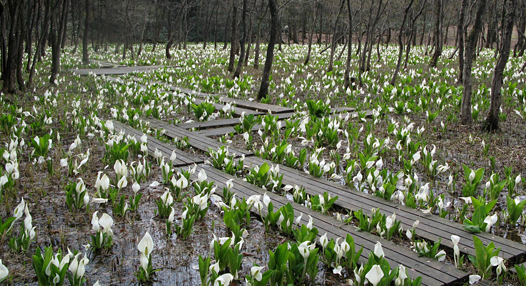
[196,165,468,286]
[331,107,356,113]
[143,118,253,156]
[192,98,264,116]
[112,121,203,167]
[178,112,295,130]
[123,76,263,117]
[243,156,526,263]
[219,97,294,114]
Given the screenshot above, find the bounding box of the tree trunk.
[50,0,67,84]
[403,0,425,69]
[244,15,252,66]
[457,0,467,84]
[254,24,260,68]
[391,0,415,86]
[257,0,278,101]
[460,0,487,125]
[82,0,89,64]
[234,0,247,78]
[166,9,173,59]
[304,1,317,65]
[328,0,345,72]
[227,0,237,72]
[485,0,516,131]
[343,0,354,90]
[430,0,443,67]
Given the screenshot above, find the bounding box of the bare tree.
[456,0,467,83]
[485,0,516,131]
[304,0,317,66]
[227,0,238,72]
[343,0,354,89]
[429,0,443,67]
[390,0,415,85]
[257,0,278,101]
[82,0,90,64]
[234,0,248,78]
[327,0,345,72]
[460,0,487,125]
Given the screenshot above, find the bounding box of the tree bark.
[50,0,68,84]
[234,0,247,78]
[82,0,90,64]
[227,0,238,72]
[430,0,443,67]
[343,0,354,90]
[460,0,487,125]
[304,1,317,66]
[485,0,516,131]
[390,0,415,86]
[327,0,345,72]
[457,0,467,84]
[257,0,278,101]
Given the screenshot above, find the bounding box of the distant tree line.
[1,0,525,129]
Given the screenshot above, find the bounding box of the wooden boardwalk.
[243,156,526,263]
[178,112,295,130]
[109,76,262,117]
[112,121,203,166]
[143,118,253,156]
[195,164,468,286]
[192,97,264,116]
[92,69,525,285]
[219,97,294,114]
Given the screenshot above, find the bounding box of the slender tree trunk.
[254,24,260,68]
[485,0,516,131]
[328,0,345,72]
[430,0,443,67]
[222,7,230,50]
[460,0,487,125]
[343,0,354,90]
[403,1,425,69]
[50,0,67,84]
[391,0,415,86]
[420,7,426,45]
[257,0,278,101]
[82,0,89,64]
[234,0,247,78]
[166,9,173,59]
[304,1,317,65]
[457,0,467,84]
[4,0,21,93]
[244,15,252,66]
[227,0,237,72]
[60,0,69,49]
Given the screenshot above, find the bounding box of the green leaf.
[259,162,270,176]
[463,220,481,233]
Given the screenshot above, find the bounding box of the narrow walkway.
[144,118,253,156]
[112,121,203,166]
[196,164,468,286]
[243,156,526,263]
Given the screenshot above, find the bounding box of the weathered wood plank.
[243,156,526,263]
[196,165,468,286]
[112,121,203,166]
[219,97,294,114]
[121,76,263,117]
[143,118,253,156]
[178,112,296,130]
[331,106,356,113]
[192,98,264,116]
